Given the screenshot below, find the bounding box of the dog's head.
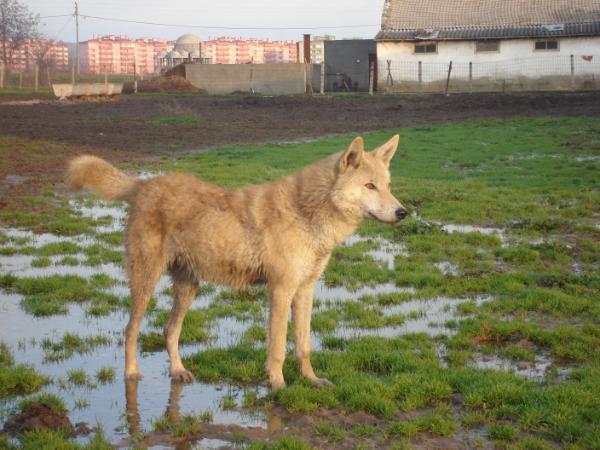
[331,135,406,224]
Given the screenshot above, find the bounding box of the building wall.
[377,36,600,91]
[378,37,600,78]
[323,40,376,91]
[184,63,317,94]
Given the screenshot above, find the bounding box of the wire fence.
[378,55,600,93]
[0,64,149,91]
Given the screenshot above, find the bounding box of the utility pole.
[75,2,80,75]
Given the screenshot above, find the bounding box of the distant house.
[375,0,600,91]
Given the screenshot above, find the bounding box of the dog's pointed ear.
[373,135,400,167]
[339,137,365,173]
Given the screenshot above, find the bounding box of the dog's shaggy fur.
[67,136,405,389]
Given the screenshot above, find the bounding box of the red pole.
[303,34,311,64]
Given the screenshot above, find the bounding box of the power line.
[39,14,73,19]
[49,15,73,41]
[80,14,379,30]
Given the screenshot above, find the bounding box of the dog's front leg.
[293,281,333,387]
[267,284,294,390]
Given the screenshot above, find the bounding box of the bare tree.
[0,0,39,69]
[31,38,56,85]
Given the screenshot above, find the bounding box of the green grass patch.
[0,342,48,399]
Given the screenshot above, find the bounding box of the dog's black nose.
[395,208,408,220]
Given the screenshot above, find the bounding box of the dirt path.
[1,91,600,202]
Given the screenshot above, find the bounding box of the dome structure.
[174,34,201,54]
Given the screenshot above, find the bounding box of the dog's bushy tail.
[67,155,140,202]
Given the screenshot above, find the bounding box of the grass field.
[0,116,599,449]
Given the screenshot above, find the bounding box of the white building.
[158,34,210,71]
[375,0,600,91]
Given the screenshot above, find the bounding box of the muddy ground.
[1,91,600,203]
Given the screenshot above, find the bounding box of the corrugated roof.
[376,0,600,40]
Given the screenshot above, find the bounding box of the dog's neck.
[287,156,362,249]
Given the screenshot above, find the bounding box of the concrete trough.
[52,83,123,99]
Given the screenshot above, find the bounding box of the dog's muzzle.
[395,208,408,220]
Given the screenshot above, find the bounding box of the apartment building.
[5,39,69,71]
[202,37,298,64]
[79,35,172,74]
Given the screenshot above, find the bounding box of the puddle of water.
[0,291,266,440]
[315,296,493,348]
[193,438,236,449]
[574,155,600,162]
[0,196,508,445]
[506,153,563,161]
[469,352,572,383]
[438,223,508,247]
[343,234,408,270]
[315,281,414,303]
[434,261,459,276]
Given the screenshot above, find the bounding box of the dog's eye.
[365,183,376,190]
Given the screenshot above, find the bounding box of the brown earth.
[1,91,600,203]
[2,403,75,435]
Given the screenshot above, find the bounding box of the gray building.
[323,40,376,92]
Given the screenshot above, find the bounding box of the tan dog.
[67,135,406,389]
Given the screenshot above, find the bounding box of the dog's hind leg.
[292,280,333,387]
[164,265,198,383]
[124,227,166,380]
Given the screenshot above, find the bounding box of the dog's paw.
[311,377,333,388]
[171,370,195,383]
[269,379,287,391]
[125,371,143,381]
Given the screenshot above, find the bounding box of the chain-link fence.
[378,55,600,93]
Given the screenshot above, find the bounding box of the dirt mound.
[2,402,75,435]
[123,76,203,94]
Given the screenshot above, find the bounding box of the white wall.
[378,37,600,82]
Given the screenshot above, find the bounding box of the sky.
[26,0,384,43]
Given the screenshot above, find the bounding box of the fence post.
[418,61,422,87]
[369,60,374,96]
[71,65,75,84]
[386,60,393,86]
[320,63,325,94]
[0,63,4,89]
[34,64,39,91]
[444,60,453,96]
[133,62,137,94]
[104,71,108,86]
[469,62,473,93]
[249,62,254,93]
[19,72,23,89]
[570,54,575,91]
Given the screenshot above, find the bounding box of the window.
[476,40,500,52]
[535,40,559,50]
[414,43,437,54]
